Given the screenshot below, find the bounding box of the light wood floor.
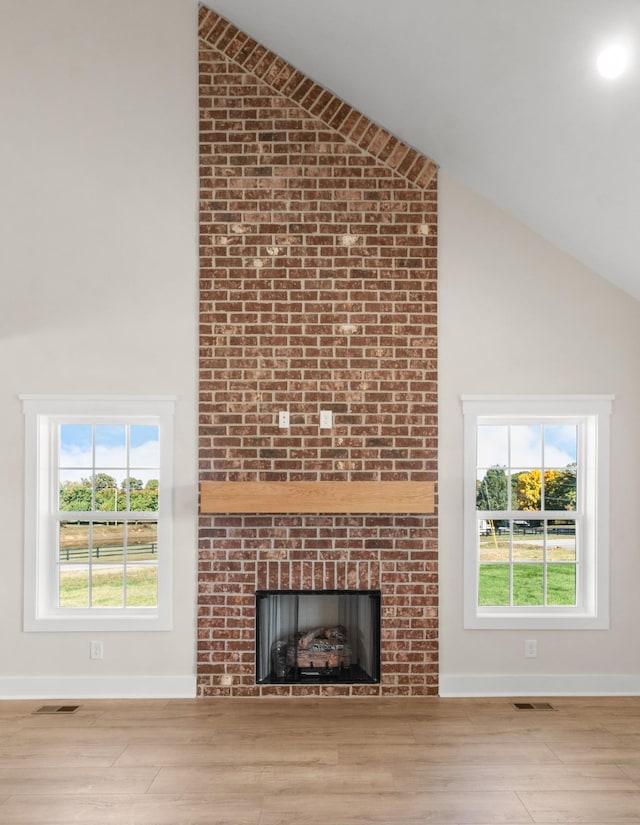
[1,696,640,824]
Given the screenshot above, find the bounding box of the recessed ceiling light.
[597,43,630,79]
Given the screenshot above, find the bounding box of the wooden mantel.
[199,481,435,514]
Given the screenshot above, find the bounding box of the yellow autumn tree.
[515,469,562,510]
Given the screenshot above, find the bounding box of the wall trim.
[0,675,196,700]
[439,673,640,697]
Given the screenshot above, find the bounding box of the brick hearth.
[197,6,438,696]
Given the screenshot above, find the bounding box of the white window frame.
[21,395,176,632]
[463,395,612,630]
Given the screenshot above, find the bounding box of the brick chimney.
[198,6,438,696]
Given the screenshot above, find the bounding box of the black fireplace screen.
[255,590,381,684]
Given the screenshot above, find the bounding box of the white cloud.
[477,424,575,478]
[59,441,159,484]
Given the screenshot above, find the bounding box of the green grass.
[479,563,576,606]
[59,566,157,607]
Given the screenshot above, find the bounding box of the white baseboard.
[0,675,196,700]
[6,674,638,700]
[439,673,640,697]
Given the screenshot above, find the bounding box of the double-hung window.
[463,395,612,629]
[22,396,175,631]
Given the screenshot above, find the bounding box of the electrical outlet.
[320,409,333,429]
[525,639,537,658]
[278,410,289,429]
[90,640,103,660]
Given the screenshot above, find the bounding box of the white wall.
[438,170,640,695]
[2,0,639,699]
[0,0,199,697]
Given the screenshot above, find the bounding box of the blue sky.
[59,424,160,482]
[477,424,577,472]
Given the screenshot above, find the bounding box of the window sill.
[24,610,170,633]
[465,610,609,631]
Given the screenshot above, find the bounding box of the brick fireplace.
[197,6,438,697]
[256,589,381,685]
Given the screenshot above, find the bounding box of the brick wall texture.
[198,6,439,696]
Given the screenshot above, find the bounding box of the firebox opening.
[256,589,381,685]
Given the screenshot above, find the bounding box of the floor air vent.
[512,702,555,711]
[33,705,80,715]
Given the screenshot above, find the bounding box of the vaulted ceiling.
[206,0,640,300]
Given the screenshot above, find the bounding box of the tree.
[515,469,543,511]
[89,473,117,491]
[121,477,143,491]
[59,482,92,511]
[58,474,159,513]
[129,489,159,511]
[514,467,577,511]
[477,467,508,510]
[95,486,124,512]
[545,464,577,511]
[134,479,159,511]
